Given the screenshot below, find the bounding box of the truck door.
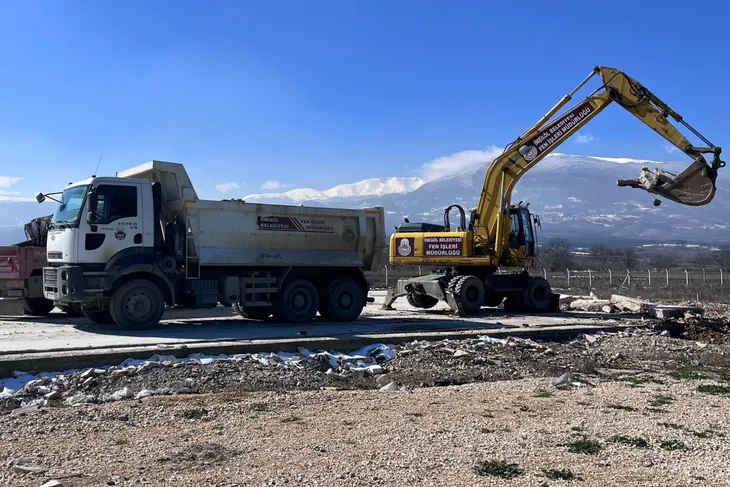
[77,183,146,264]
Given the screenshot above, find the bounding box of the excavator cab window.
[507,208,537,257]
[520,207,536,257]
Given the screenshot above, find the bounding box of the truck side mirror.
[35,192,46,204]
[87,187,98,224]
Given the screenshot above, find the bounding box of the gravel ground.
[2,310,730,486]
[2,376,730,486]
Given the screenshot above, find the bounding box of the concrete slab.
[0,291,637,355]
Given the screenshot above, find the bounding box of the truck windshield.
[51,185,89,226]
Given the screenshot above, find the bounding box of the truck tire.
[274,278,319,324]
[109,278,166,330]
[451,275,485,315]
[23,298,55,316]
[321,277,364,322]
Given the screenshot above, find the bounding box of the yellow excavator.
[383,65,725,315]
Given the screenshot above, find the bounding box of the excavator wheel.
[521,276,552,311]
[406,293,439,309]
[232,302,272,320]
[450,275,485,315]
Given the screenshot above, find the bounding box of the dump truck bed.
[184,200,386,271]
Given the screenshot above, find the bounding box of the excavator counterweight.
[383,65,724,316]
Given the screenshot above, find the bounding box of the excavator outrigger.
[383,65,725,315]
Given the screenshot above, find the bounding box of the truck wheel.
[274,278,319,324]
[23,298,55,316]
[322,277,364,321]
[110,278,166,330]
[82,309,115,324]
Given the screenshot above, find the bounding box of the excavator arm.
[474,65,724,260]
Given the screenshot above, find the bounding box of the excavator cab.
[618,155,723,207]
[507,205,537,260]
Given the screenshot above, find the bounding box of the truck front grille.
[44,267,59,292]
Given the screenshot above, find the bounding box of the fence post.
[385,265,388,287]
[627,270,631,287]
[702,268,706,283]
[608,269,612,286]
[588,269,593,288]
[543,267,547,280]
[665,268,669,287]
[566,268,570,287]
[647,269,651,287]
[685,269,689,286]
[418,266,422,276]
[721,268,724,287]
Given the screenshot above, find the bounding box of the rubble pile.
[1,344,398,415]
[562,292,705,318]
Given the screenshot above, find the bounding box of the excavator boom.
[475,66,724,258]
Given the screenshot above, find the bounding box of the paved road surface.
[0,291,624,355]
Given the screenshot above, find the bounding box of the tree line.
[536,238,730,272]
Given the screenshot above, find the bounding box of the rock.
[135,389,154,399]
[108,475,122,485]
[10,403,43,416]
[367,365,384,374]
[11,464,48,475]
[105,387,134,402]
[375,374,391,387]
[453,350,470,358]
[559,294,591,305]
[570,299,611,312]
[601,305,616,313]
[44,390,60,400]
[551,372,573,387]
[610,294,651,314]
[41,481,64,487]
[79,368,95,379]
[649,305,704,320]
[64,393,94,406]
[379,382,400,392]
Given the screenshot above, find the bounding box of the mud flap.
[617,158,718,206]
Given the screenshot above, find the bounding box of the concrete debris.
[40,481,64,487]
[610,294,651,314]
[379,382,400,392]
[453,350,470,358]
[570,299,611,312]
[650,305,704,320]
[375,374,391,387]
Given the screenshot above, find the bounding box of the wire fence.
[365,266,730,303]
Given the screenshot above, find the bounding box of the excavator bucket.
[617,157,718,206]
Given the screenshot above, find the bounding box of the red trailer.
[0,216,81,316]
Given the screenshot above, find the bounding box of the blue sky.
[1,0,728,201]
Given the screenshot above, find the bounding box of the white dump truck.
[37,161,386,330]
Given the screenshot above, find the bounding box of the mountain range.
[1,153,729,247]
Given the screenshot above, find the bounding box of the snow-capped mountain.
[243,176,424,203]
[240,153,730,245]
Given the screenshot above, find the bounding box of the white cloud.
[260,180,289,190]
[0,176,21,188]
[418,146,503,182]
[215,182,240,194]
[0,189,20,195]
[664,144,680,154]
[574,132,595,144]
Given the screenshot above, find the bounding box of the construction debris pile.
[560,292,704,319]
[4,319,730,418]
